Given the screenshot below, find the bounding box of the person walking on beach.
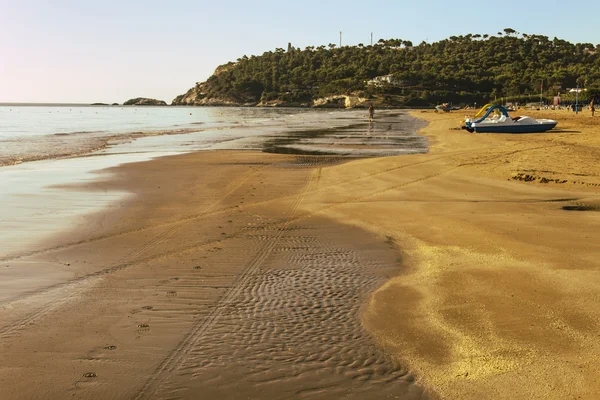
[591,98,595,117]
[368,104,375,121]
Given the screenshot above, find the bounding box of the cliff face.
[171,83,244,106]
[313,95,369,108]
[171,83,242,106]
[172,63,245,106]
[123,97,167,106]
[171,85,206,105]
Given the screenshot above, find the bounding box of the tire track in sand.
[133,169,318,400]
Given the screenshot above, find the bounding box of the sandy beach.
[1,109,600,399]
[353,109,600,399]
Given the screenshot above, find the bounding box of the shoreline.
[0,110,425,263]
[0,106,391,168]
[0,108,390,263]
[0,126,209,168]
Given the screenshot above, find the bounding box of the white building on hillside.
[366,75,404,87]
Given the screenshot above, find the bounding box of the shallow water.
[262,112,428,157]
[0,106,325,166]
[0,105,302,138]
[0,107,428,261]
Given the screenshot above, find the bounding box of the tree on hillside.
[176,33,600,107]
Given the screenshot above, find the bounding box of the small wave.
[53,130,105,136]
[0,143,110,167]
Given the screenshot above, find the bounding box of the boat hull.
[473,122,557,133]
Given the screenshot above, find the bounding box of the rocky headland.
[169,33,600,109]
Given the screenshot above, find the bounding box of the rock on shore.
[123,97,167,106]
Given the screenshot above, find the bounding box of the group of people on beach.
[364,100,594,118]
[564,98,596,115]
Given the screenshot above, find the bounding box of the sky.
[2,0,599,104]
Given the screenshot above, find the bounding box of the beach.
[357,110,600,399]
[1,108,600,399]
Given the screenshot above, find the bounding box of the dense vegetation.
[179,30,600,107]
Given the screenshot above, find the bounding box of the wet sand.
[0,148,427,399]
[2,109,600,399]
[261,111,427,157]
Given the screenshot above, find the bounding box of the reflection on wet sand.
[263,111,428,157]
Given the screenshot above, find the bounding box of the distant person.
[368,104,375,121]
[591,99,595,117]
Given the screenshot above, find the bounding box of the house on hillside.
[366,75,404,87]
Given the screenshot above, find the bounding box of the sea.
[0,105,367,259]
[0,105,351,166]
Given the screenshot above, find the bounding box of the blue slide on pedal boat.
[462,105,557,133]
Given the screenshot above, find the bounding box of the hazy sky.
[2,0,599,103]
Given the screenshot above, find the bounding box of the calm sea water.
[0,105,315,138]
[0,105,361,259]
[0,105,336,166]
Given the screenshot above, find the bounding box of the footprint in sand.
[82,372,97,378]
[137,324,150,333]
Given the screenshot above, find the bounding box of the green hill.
[172,30,600,107]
